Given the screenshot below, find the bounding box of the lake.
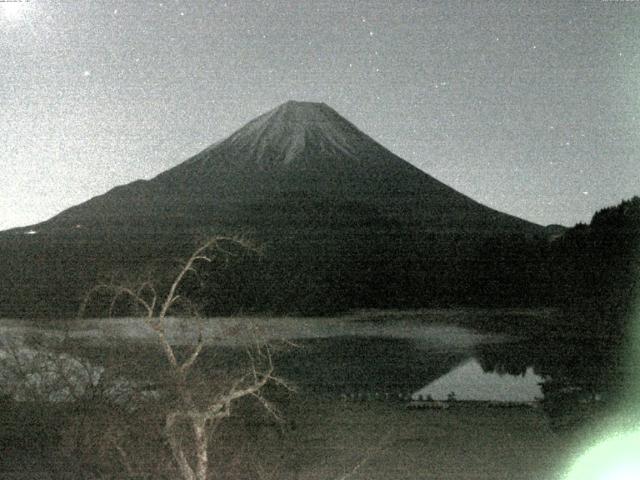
[0,310,623,406]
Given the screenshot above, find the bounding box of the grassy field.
[274,397,575,480]
[0,395,579,480]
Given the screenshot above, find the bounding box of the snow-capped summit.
[223,101,363,166]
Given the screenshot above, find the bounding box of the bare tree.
[79,236,289,480]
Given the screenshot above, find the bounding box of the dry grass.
[277,397,572,480]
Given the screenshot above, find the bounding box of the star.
[83,70,91,77]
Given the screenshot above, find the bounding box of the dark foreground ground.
[282,398,576,480]
[1,394,588,480]
[0,308,622,480]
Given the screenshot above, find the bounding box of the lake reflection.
[275,332,622,413]
[412,358,544,402]
[0,315,624,416]
[276,337,549,403]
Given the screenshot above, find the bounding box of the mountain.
[25,101,539,235]
[0,101,547,318]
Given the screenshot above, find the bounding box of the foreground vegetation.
[1,196,637,478]
[1,392,583,480]
[0,311,622,480]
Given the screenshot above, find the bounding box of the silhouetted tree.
[80,236,290,480]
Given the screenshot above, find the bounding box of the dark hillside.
[549,196,640,336]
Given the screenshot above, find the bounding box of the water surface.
[412,358,544,402]
[0,313,622,408]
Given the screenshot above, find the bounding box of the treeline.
[129,195,640,327]
[547,196,640,336]
[0,228,549,318]
[0,198,637,321]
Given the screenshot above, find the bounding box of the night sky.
[1,0,638,230]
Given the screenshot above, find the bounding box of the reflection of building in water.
[411,358,545,403]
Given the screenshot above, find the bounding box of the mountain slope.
[30,101,539,235]
[0,101,547,318]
